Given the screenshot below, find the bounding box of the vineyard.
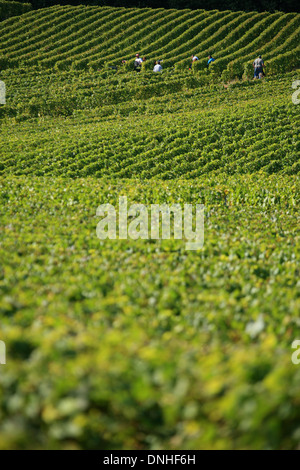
[0,1,31,22]
[0,6,299,74]
[0,5,300,451]
[1,70,299,177]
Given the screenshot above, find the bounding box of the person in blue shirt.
[207,55,215,67]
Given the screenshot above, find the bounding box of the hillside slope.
[0,0,31,22]
[1,71,299,177]
[0,5,299,74]
[0,6,300,451]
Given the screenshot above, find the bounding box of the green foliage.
[0,0,31,22]
[0,176,300,449]
[243,61,254,80]
[0,5,299,451]
[0,6,299,74]
[0,70,299,178]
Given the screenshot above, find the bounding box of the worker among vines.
[189,54,199,70]
[134,53,143,72]
[153,60,163,72]
[253,55,265,79]
[207,54,215,67]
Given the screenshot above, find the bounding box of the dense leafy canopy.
[0,6,299,72]
[0,5,299,450]
[0,1,31,22]
[8,0,300,14]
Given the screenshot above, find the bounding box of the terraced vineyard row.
[0,6,299,76]
[1,66,298,113]
[1,71,299,178]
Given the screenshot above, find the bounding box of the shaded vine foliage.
[8,0,300,13]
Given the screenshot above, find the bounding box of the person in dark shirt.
[207,54,215,67]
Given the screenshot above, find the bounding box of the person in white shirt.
[134,54,143,72]
[253,55,265,79]
[189,54,199,70]
[153,60,163,72]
